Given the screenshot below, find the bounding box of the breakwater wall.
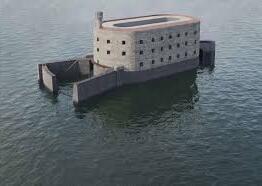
[73,58,199,104]
[200,41,216,66]
[37,40,215,103]
[38,64,58,93]
[38,55,93,93]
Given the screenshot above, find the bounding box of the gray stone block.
[41,64,58,94]
[200,41,216,66]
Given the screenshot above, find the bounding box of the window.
[194,50,197,55]
[185,41,188,46]
[140,62,143,67]
[177,54,180,59]
[97,48,99,52]
[152,38,155,42]
[161,47,164,51]
[107,40,110,44]
[151,49,155,53]
[107,50,110,55]
[177,43,180,48]
[122,41,126,45]
[185,52,188,57]
[122,51,126,56]
[169,56,172,60]
[97,37,99,42]
[152,60,155,64]
[169,35,172,39]
[160,36,164,41]
[194,31,198,35]
[140,50,143,55]
[161,58,164,62]
[169,45,172,50]
[195,40,197,44]
[177,33,180,38]
[139,40,143,44]
[185,32,188,36]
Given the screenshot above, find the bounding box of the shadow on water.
[74,70,199,127]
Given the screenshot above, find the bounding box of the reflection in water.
[75,70,199,127]
[2,0,262,184]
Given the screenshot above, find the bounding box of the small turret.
[95,11,103,29]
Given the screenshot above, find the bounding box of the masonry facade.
[94,12,200,75]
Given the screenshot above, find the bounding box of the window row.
[139,31,198,44]
[97,41,197,55]
[98,40,197,49]
[96,48,126,56]
[140,40,197,45]
[138,41,196,54]
[139,51,197,67]
[97,38,126,45]
[96,31,198,44]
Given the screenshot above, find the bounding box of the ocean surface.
[1,0,262,185]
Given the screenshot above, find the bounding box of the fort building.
[38,11,215,105]
[93,12,200,75]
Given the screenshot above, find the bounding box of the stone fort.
[93,11,200,75]
[38,12,215,105]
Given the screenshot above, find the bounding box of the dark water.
[1,0,262,185]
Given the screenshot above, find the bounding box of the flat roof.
[102,14,199,32]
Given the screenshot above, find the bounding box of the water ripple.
[1,0,262,185]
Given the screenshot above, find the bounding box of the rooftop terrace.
[102,14,199,31]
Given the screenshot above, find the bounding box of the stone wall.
[120,58,199,84]
[73,70,117,104]
[94,29,136,71]
[39,64,58,93]
[73,58,199,105]
[93,62,114,76]
[38,56,93,93]
[46,57,92,81]
[200,41,216,66]
[134,23,200,71]
[94,17,200,72]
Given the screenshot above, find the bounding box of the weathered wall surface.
[120,58,199,84]
[200,41,216,66]
[38,56,94,93]
[46,57,91,81]
[73,71,117,104]
[94,20,200,71]
[94,29,136,70]
[73,58,199,104]
[78,57,92,76]
[40,64,58,93]
[134,23,200,70]
[93,62,114,76]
